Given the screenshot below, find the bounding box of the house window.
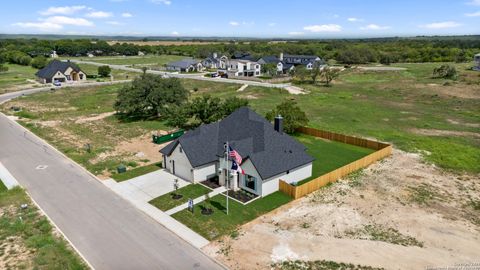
[79,74,84,79]
[179,146,183,153]
[244,175,256,191]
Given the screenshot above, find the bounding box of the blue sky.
[1,0,479,38]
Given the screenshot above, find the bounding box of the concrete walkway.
[103,171,210,248]
[0,161,19,189]
[165,186,227,216]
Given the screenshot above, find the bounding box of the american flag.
[229,146,242,164]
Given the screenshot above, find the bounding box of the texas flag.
[231,160,245,175]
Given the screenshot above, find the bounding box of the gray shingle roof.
[259,55,280,64]
[161,107,314,180]
[167,59,200,69]
[35,60,83,79]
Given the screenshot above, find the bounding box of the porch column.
[231,172,239,191]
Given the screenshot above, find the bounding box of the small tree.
[320,66,340,86]
[31,56,48,69]
[266,99,309,134]
[261,63,278,77]
[0,64,7,72]
[98,65,111,77]
[310,65,321,84]
[293,65,309,82]
[432,64,457,80]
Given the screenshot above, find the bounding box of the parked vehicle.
[220,73,228,78]
[53,81,61,87]
[210,72,219,78]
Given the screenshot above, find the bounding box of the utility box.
[152,130,184,144]
[117,165,127,174]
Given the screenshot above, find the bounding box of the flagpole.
[226,141,229,215]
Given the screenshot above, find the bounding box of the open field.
[63,55,185,66]
[172,192,293,241]
[76,63,139,81]
[0,64,41,94]
[0,187,86,269]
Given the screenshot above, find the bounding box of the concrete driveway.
[103,169,190,203]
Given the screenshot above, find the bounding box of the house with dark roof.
[36,60,87,84]
[160,107,314,197]
[474,53,480,71]
[201,53,228,69]
[166,58,204,72]
[258,53,325,74]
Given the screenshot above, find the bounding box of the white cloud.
[171,31,179,36]
[86,11,113,18]
[229,21,239,26]
[303,24,342,32]
[151,0,171,5]
[12,22,63,31]
[466,0,480,5]
[420,21,462,29]
[121,12,133,18]
[360,24,390,30]
[347,17,364,22]
[106,21,124,25]
[268,22,276,27]
[333,14,340,18]
[40,5,86,16]
[465,11,480,16]
[43,16,94,27]
[288,31,304,36]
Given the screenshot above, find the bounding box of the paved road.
[72,59,291,89]
[0,92,224,269]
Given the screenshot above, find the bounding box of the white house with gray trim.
[160,107,314,197]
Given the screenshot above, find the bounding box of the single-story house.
[474,53,480,71]
[160,107,314,197]
[166,59,204,72]
[36,60,87,84]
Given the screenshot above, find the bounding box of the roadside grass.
[407,183,443,205]
[149,184,210,211]
[111,162,162,182]
[0,64,39,94]
[0,187,87,269]
[76,63,139,81]
[294,134,375,185]
[271,260,384,270]
[172,192,292,240]
[0,179,6,192]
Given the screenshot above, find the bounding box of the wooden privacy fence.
[279,127,392,199]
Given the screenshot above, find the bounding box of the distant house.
[50,50,58,58]
[160,107,314,197]
[166,59,204,72]
[474,53,480,71]
[226,59,261,77]
[259,53,325,74]
[138,51,145,56]
[202,52,228,69]
[36,60,87,84]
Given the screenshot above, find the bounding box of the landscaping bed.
[149,184,210,211]
[224,189,258,203]
[201,177,221,189]
[171,192,292,240]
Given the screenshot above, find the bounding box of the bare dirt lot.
[204,149,480,270]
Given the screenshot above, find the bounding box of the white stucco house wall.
[160,107,314,197]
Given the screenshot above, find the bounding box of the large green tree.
[266,99,309,134]
[98,65,111,77]
[114,74,188,118]
[31,56,48,69]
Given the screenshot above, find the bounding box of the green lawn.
[0,179,7,192]
[111,162,163,182]
[149,184,211,211]
[0,64,39,94]
[172,192,292,240]
[295,134,375,184]
[76,63,140,81]
[0,188,86,269]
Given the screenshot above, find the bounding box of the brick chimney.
[274,115,283,134]
[279,52,284,61]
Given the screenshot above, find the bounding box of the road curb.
[0,161,20,189]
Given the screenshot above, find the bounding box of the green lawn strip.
[295,134,375,185]
[76,63,140,81]
[0,64,39,93]
[111,162,162,182]
[0,179,7,192]
[172,192,292,240]
[0,187,87,269]
[149,184,211,211]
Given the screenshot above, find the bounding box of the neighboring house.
[202,52,227,69]
[36,60,87,84]
[166,59,204,72]
[258,53,324,74]
[258,55,294,74]
[226,59,261,77]
[50,50,58,58]
[138,51,145,56]
[231,52,256,61]
[160,107,314,197]
[474,53,480,71]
